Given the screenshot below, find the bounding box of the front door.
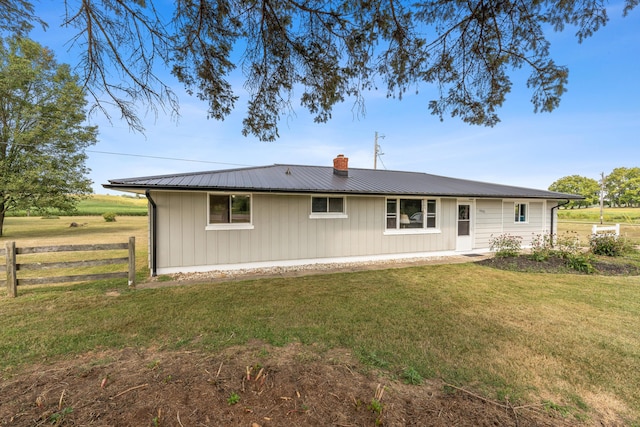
[456,202,473,251]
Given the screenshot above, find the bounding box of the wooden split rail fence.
[1,237,135,297]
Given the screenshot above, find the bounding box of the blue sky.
[31,2,640,194]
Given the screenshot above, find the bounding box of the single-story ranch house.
[104,155,581,276]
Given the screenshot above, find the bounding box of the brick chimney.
[333,154,348,177]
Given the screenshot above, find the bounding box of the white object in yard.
[591,223,620,237]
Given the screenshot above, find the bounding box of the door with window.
[456,201,473,251]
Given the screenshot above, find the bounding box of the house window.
[514,203,528,223]
[386,198,438,231]
[426,199,437,228]
[312,197,344,213]
[310,196,347,219]
[207,193,253,229]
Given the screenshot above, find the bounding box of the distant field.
[557,207,640,242]
[6,194,148,217]
[558,206,640,223]
[0,215,150,279]
[76,194,148,215]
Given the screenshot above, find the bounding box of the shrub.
[554,231,581,258]
[565,253,595,274]
[589,234,633,257]
[530,233,554,262]
[489,234,522,257]
[102,212,117,222]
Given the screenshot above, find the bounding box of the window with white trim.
[312,196,344,213]
[386,198,438,230]
[514,203,528,223]
[309,196,347,219]
[207,193,253,229]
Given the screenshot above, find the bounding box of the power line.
[86,150,256,168]
[2,141,254,168]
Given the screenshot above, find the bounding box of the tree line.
[549,167,640,208]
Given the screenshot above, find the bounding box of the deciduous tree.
[0,1,637,140]
[0,36,97,236]
[549,175,600,208]
[604,167,640,207]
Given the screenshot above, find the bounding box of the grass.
[0,215,148,244]
[76,194,148,216]
[558,206,640,224]
[1,264,639,422]
[6,194,148,217]
[1,209,640,423]
[556,206,640,245]
[0,215,149,283]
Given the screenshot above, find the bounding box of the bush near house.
[589,234,635,257]
[489,230,638,274]
[488,234,522,257]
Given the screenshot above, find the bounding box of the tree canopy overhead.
[1,0,637,141]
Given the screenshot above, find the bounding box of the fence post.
[128,236,136,287]
[6,241,17,297]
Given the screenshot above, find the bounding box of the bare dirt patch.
[1,342,582,427]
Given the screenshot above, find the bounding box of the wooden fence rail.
[2,237,135,297]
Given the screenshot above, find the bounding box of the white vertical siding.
[151,192,559,271]
[502,200,546,246]
[474,199,503,249]
[192,194,208,266]
[152,192,459,270]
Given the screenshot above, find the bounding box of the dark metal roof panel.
[104,164,582,199]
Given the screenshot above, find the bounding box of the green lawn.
[1,212,640,424]
[1,263,639,423]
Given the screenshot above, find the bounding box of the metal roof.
[103,164,582,200]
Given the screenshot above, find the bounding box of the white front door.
[456,201,473,251]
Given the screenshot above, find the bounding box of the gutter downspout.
[550,199,570,247]
[145,190,157,277]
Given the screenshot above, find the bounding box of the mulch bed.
[477,254,640,276]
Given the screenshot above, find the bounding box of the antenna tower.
[374,131,385,169]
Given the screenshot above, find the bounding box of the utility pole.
[599,172,606,224]
[373,131,384,169]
